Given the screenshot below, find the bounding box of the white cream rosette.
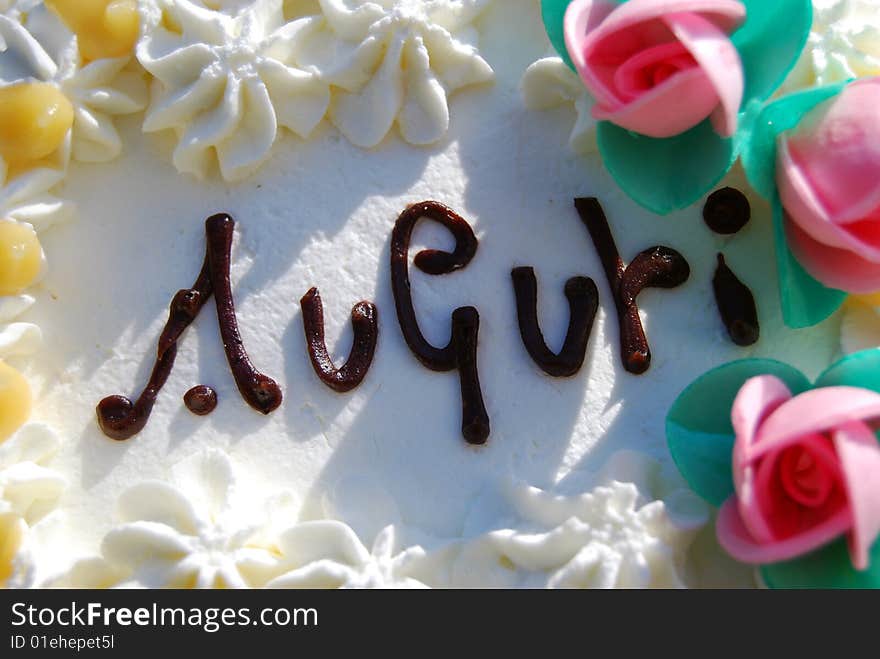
[289,0,495,148]
[451,452,709,588]
[521,53,598,154]
[56,450,438,588]
[0,423,64,587]
[783,0,880,92]
[137,0,331,181]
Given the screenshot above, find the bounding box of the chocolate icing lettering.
[97,214,281,441]
[713,253,760,346]
[301,287,378,393]
[574,198,690,374]
[390,201,489,445]
[511,266,599,377]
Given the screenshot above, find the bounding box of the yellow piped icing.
[851,292,880,308]
[0,221,42,297]
[0,360,31,443]
[45,0,140,62]
[0,82,73,175]
[0,513,26,585]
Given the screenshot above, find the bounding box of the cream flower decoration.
[0,0,40,21]
[62,449,446,589]
[0,8,147,164]
[452,453,708,588]
[138,0,331,181]
[0,136,73,360]
[295,0,494,148]
[0,423,64,586]
[266,523,435,588]
[86,450,289,588]
[0,295,40,360]
[521,54,597,155]
[0,137,73,230]
[783,0,880,93]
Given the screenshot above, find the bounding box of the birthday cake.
[1,0,879,589]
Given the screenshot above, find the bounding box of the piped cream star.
[300,0,495,147]
[138,0,331,180]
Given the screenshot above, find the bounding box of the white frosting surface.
[1,0,850,588]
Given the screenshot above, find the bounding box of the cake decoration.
[0,82,72,175]
[97,213,282,441]
[0,358,30,441]
[451,451,710,588]
[841,295,880,356]
[0,7,147,164]
[782,0,880,94]
[0,423,63,587]
[391,201,489,445]
[52,449,709,588]
[54,449,436,588]
[0,0,870,590]
[563,0,746,139]
[776,77,880,295]
[137,0,331,181]
[183,384,218,416]
[739,76,879,328]
[45,0,140,62]
[702,186,750,235]
[0,296,40,360]
[0,220,41,297]
[667,349,880,587]
[0,138,72,231]
[521,53,597,154]
[540,0,812,214]
[0,1,37,21]
[575,197,690,374]
[511,266,599,377]
[712,253,759,346]
[300,287,379,393]
[301,0,495,148]
[63,450,303,588]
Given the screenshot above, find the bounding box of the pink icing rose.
[717,375,880,570]
[563,0,746,138]
[777,77,880,294]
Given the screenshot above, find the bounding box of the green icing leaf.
[597,119,736,214]
[541,0,574,70]
[772,195,847,329]
[737,84,849,328]
[815,349,880,395]
[740,83,849,199]
[734,0,813,103]
[666,359,811,506]
[762,539,880,589]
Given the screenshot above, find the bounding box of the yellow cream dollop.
[0,221,42,297]
[0,360,31,444]
[0,82,73,174]
[46,0,140,62]
[0,513,26,585]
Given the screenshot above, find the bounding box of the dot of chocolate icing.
[184,385,218,416]
[703,187,751,235]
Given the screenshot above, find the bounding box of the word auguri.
[97,197,756,445]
